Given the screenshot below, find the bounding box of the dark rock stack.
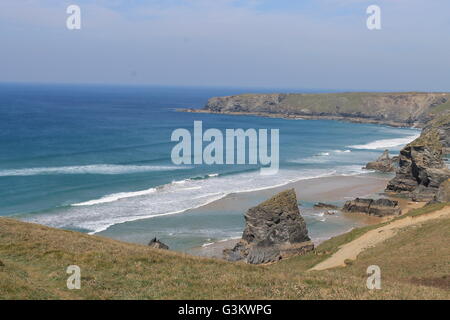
[364,150,396,172]
[224,189,314,264]
[386,116,450,202]
[342,198,401,217]
[148,238,169,250]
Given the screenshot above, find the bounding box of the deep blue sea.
[0,83,420,249]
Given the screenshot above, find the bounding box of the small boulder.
[313,202,339,210]
[148,238,169,250]
[0,260,4,267]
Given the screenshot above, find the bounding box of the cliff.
[196,92,450,127]
[386,113,450,201]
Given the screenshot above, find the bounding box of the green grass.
[430,99,450,114]
[0,203,449,300]
[207,92,450,126]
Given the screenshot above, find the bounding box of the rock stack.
[364,150,396,172]
[224,189,314,264]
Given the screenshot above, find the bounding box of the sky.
[0,0,449,91]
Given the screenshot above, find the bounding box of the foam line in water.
[20,165,369,235]
[86,192,229,234]
[348,134,420,150]
[0,164,190,176]
[72,188,158,206]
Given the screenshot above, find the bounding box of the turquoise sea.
[0,83,420,250]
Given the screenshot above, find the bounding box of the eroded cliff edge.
[186,92,450,127]
[386,113,450,201]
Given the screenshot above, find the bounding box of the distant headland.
[180,92,450,128]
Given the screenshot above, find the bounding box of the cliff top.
[409,113,450,148]
[256,188,298,211]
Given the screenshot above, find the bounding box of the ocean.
[0,83,420,250]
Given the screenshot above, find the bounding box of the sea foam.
[348,134,420,150]
[0,164,189,177]
[21,166,360,234]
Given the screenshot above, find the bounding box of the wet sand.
[187,173,393,259]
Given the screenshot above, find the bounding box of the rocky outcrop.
[224,189,314,264]
[386,114,450,201]
[364,150,396,172]
[148,238,169,250]
[434,179,450,203]
[196,92,450,127]
[313,202,339,210]
[342,198,401,217]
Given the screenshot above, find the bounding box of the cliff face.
[386,113,450,201]
[203,92,450,127]
[434,179,450,203]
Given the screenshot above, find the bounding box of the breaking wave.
[348,134,420,150]
[19,166,364,234]
[0,164,190,177]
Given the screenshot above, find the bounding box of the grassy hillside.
[1,203,449,300]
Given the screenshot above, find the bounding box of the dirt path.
[309,205,450,271]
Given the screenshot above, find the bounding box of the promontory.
[182,92,450,127]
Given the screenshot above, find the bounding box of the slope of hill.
[1,203,449,300]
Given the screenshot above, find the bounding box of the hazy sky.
[1,0,449,91]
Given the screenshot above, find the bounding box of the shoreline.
[98,173,393,252]
[185,173,399,259]
[187,188,424,260]
[178,108,424,128]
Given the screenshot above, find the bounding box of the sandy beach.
[186,173,395,259]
